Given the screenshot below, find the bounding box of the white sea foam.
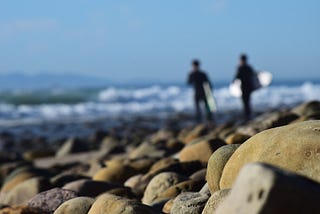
[0,82,319,127]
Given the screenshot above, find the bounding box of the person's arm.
[233,67,241,82]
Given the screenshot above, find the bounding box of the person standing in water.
[187,59,213,122]
[234,54,255,120]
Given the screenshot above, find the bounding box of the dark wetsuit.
[188,70,212,122]
[235,64,255,119]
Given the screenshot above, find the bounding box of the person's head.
[192,59,200,70]
[240,54,248,65]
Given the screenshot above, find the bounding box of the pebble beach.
[0,100,320,213]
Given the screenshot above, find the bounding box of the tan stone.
[291,100,320,117]
[170,192,209,214]
[179,138,226,164]
[220,120,320,189]
[157,180,204,201]
[0,177,50,205]
[181,124,209,144]
[54,197,94,214]
[206,144,240,193]
[87,193,155,214]
[92,161,137,185]
[142,172,188,205]
[225,133,250,145]
[1,171,36,193]
[202,189,230,214]
[162,198,174,214]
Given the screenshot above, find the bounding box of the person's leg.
[195,96,202,122]
[242,93,252,120]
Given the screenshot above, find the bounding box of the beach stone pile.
[0,100,319,213]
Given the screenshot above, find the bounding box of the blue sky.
[0,0,319,83]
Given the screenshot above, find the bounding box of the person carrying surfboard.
[233,54,255,120]
[187,59,214,123]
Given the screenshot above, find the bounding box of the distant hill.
[0,73,110,89]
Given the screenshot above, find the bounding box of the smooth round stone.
[179,138,226,164]
[87,193,156,214]
[27,188,78,213]
[225,133,250,145]
[142,172,188,205]
[0,177,50,205]
[206,144,240,193]
[220,120,320,189]
[93,161,137,185]
[157,179,204,201]
[1,170,36,193]
[53,197,95,214]
[170,192,209,214]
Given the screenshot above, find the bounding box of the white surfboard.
[229,71,273,97]
[203,82,217,112]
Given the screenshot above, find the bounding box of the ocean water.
[0,80,319,125]
[0,80,319,140]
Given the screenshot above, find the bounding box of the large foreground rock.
[216,163,320,214]
[220,120,320,189]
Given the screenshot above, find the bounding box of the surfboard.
[229,71,272,97]
[203,82,217,112]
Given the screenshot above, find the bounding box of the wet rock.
[220,120,320,189]
[53,197,94,214]
[216,163,320,214]
[206,144,240,193]
[27,188,77,213]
